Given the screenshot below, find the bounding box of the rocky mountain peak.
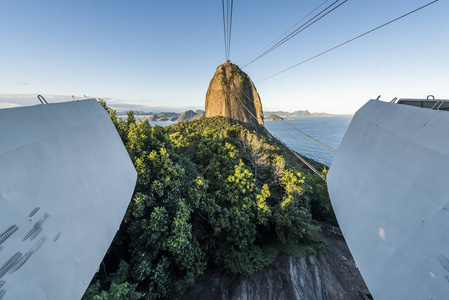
[205,62,264,125]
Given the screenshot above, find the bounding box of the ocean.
[145,116,352,167]
[264,116,352,167]
[148,120,178,127]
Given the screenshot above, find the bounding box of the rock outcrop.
[181,234,370,300]
[205,62,263,126]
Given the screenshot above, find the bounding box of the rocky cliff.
[181,234,370,300]
[205,62,264,126]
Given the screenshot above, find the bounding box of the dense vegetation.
[83,100,335,300]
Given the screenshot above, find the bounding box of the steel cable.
[231,83,327,180]
[256,0,439,82]
[243,0,347,68]
[243,0,330,66]
[222,0,228,60]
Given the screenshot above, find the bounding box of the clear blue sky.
[1,0,447,114]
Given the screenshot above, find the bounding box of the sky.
[0,0,447,114]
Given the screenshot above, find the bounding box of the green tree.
[85,104,327,299]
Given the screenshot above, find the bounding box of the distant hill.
[265,114,283,121]
[174,110,205,122]
[265,110,334,118]
[310,112,334,117]
[177,110,195,122]
[192,111,205,120]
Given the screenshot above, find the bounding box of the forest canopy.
[83,100,335,300]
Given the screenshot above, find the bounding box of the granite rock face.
[205,62,263,126]
[181,235,370,300]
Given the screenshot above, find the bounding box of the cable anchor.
[37,95,48,104]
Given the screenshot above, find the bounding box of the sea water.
[148,120,178,127]
[264,116,352,167]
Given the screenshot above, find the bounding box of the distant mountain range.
[117,110,205,122]
[117,109,333,123]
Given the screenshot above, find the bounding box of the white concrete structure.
[0,99,136,299]
[328,99,449,299]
